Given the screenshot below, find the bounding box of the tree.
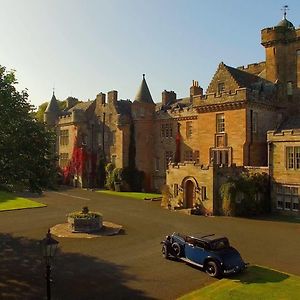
[0,65,58,193]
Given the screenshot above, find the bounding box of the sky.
[1,0,300,109]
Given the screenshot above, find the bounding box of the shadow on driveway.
[0,233,153,299]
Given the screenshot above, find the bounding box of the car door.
[185,239,207,266]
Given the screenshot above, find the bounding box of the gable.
[206,63,240,94]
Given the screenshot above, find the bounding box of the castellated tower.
[131,74,156,191]
[261,13,300,109]
[44,92,60,126]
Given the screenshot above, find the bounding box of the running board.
[179,257,203,268]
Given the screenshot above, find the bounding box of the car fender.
[203,256,222,268]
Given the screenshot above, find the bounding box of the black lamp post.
[40,229,59,300]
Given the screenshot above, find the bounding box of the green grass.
[96,190,161,200]
[179,265,300,300]
[0,191,46,211]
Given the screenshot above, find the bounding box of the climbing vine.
[220,172,270,216]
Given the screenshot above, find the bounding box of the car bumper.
[223,263,248,274]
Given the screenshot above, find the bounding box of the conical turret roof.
[134,74,154,104]
[45,92,60,113]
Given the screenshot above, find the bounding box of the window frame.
[216,113,225,133]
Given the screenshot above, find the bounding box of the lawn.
[0,191,46,211]
[96,190,161,200]
[179,265,300,300]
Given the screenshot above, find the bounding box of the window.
[251,111,258,134]
[111,131,116,144]
[155,157,160,171]
[277,184,299,212]
[165,151,173,168]
[287,81,293,96]
[184,150,193,161]
[186,121,193,138]
[111,155,116,165]
[216,134,225,147]
[194,151,200,164]
[201,186,207,200]
[60,130,69,145]
[276,195,283,210]
[174,184,178,196]
[218,82,225,94]
[286,146,300,169]
[161,123,173,138]
[59,153,69,168]
[212,149,229,166]
[216,114,225,133]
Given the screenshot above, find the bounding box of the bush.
[220,172,270,217]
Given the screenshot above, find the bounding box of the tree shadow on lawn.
[0,233,153,299]
[230,265,289,285]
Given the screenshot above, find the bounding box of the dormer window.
[218,82,225,94]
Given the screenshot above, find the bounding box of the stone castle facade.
[44,15,300,215]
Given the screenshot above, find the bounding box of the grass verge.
[0,191,46,211]
[96,190,161,200]
[179,265,300,300]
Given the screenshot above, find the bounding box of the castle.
[44,14,300,216]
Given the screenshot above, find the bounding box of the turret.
[261,10,300,99]
[44,92,60,126]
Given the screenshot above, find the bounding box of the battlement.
[268,129,300,141]
[237,62,266,76]
[193,88,248,106]
[58,109,86,124]
[261,26,298,46]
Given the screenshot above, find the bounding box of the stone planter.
[67,207,103,233]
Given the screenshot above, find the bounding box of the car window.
[210,238,230,250]
[194,240,206,249]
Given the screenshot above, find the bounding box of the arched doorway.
[185,180,194,208]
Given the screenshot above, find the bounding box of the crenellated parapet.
[237,62,266,76]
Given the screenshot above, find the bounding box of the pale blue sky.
[1,0,299,108]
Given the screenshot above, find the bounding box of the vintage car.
[161,233,247,278]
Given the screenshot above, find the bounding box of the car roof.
[186,233,227,242]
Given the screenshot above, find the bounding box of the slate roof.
[134,74,154,104]
[45,93,60,113]
[278,116,300,131]
[224,64,270,89]
[277,17,295,29]
[67,101,93,112]
[116,100,132,115]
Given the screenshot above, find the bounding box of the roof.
[67,101,93,112]
[134,74,154,104]
[224,64,269,89]
[45,93,60,113]
[277,17,295,29]
[116,100,132,115]
[278,116,300,131]
[189,234,226,242]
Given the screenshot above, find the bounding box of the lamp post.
[40,229,59,300]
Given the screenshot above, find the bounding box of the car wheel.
[205,261,221,278]
[162,245,169,259]
[172,242,181,257]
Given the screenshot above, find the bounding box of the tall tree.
[0,65,57,193]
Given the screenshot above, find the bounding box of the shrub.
[220,172,270,217]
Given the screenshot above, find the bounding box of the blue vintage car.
[161,233,247,278]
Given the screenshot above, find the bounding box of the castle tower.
[44,92,60,126]
[261,10,300,103]
[132,74,156,191]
